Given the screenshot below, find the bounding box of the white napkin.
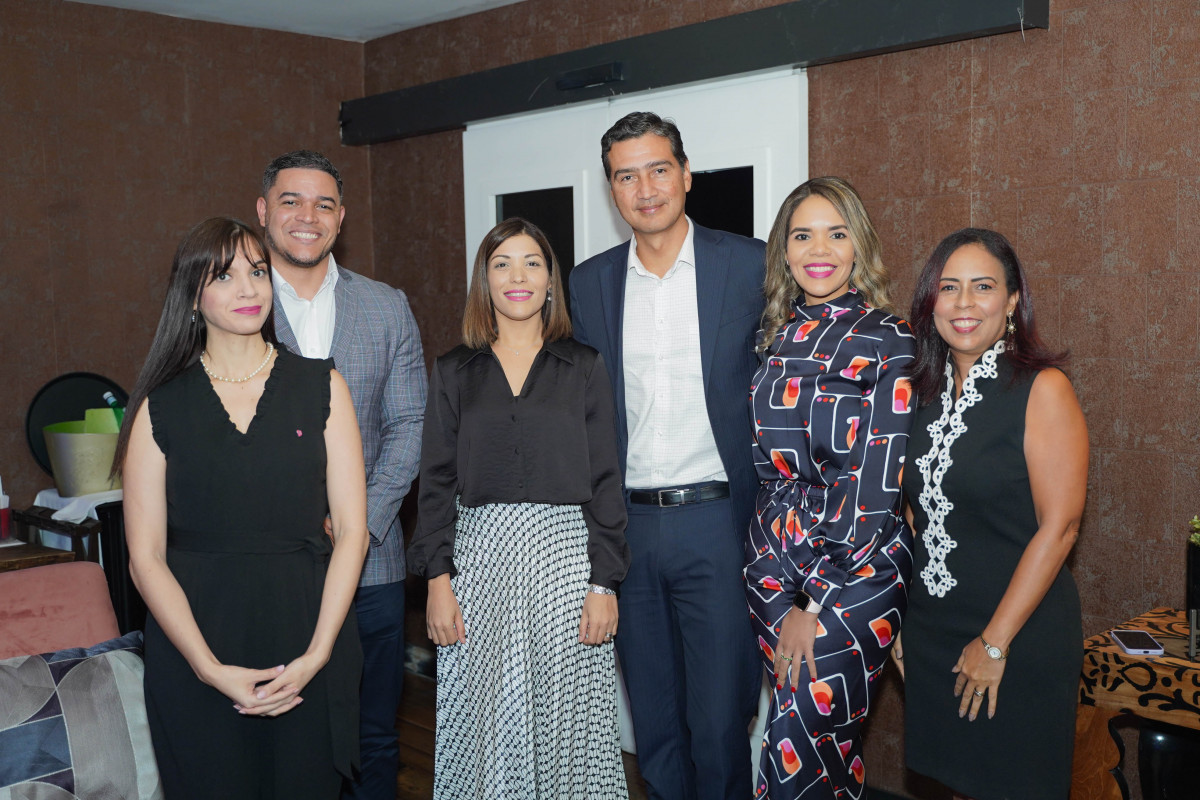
[33,488,124,523]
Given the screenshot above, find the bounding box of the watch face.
[985,645,1002,659]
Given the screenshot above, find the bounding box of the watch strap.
[980,634,1008,660]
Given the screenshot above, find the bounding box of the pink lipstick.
[803,262,838,279]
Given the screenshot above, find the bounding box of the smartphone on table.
[1110,629,1164,656]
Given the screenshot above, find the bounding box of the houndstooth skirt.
[434,502,627,800]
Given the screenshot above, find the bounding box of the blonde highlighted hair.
[759,176,893,351]
[461,217,572,349]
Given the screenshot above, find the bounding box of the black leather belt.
[629,482,730,507]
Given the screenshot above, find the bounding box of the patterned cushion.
[0,631,162,799]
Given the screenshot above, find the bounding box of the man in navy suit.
[258,151,426,800]
[570,113,764,800]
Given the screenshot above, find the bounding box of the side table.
[12,505,101,562]
[0,541,75,572]
[1072,607,1200,799]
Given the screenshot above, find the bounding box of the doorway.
[462,68,807,280]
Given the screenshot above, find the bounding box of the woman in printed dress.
[407,217,630,799]
[746,177,915,799]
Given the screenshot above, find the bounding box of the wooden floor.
[394,671,647,800]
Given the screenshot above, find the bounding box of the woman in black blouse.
[408,217,630,798]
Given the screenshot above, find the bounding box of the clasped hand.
[205,652,325,717]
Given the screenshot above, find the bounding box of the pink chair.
[0,561,120,659]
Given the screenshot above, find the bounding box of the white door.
[462,67,808,278]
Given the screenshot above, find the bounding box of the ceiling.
[66,0,529,43]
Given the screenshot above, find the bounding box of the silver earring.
[1005,311,1016,351]
[191,310,196,324]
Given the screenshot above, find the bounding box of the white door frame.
[463,67,808,280]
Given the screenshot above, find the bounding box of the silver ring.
[973,689,984,698]
[604,633,614,641]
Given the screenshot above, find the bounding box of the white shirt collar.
[271,253,340,301]
[626,217,695,280]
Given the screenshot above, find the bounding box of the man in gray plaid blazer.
[258,150,426,799]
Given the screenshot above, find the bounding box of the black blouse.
[407,338,630,589]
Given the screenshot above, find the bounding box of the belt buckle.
[658,488,690,507]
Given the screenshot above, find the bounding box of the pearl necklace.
[200,343,274,383]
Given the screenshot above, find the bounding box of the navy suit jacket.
[274,264,427,586]
[569,222,766,533]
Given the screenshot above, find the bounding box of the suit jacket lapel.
[329,268,356,370]
[694,224,730,390]
[273,297,300,353]
[600,248,629,438]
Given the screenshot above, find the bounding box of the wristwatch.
[980,634,1008,660]
[792,588,822,614]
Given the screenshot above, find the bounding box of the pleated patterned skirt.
[434,502,627,800]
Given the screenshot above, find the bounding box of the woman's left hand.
[775,606,820,690]
[952,637,1005,721]
[237,651,327,717]
[579,592,618,646]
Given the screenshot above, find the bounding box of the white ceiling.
[66,0,529,43]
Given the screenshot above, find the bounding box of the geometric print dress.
[745,290,915,799]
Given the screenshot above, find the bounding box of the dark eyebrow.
[613,159,674,177]
[490,252,543,261]
[789,224,848,234]
[276,191,338,204]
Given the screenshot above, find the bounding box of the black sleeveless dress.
[901,349,1081,800]
[143,349,361,799]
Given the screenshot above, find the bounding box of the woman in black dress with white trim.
[896,228,1087,800]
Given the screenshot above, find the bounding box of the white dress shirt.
[622,218,727,489]
[272,255,339,359]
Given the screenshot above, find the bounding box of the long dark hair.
[112,218,278,474]
[461,217,572,349]
[908,228,1065,405]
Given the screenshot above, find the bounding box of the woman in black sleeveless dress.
[115,218,368,798]
[896,229,1087,800]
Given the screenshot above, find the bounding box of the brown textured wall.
[809,1,1200,795]
[364,0,795,369]
[366,0,1199,797]
[0,0,368,506]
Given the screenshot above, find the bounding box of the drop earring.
[1005,311,1016,351]
[191,310,196,324]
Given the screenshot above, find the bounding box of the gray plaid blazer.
[274,263,427,586]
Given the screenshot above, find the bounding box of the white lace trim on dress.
[915,340,1005,598]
